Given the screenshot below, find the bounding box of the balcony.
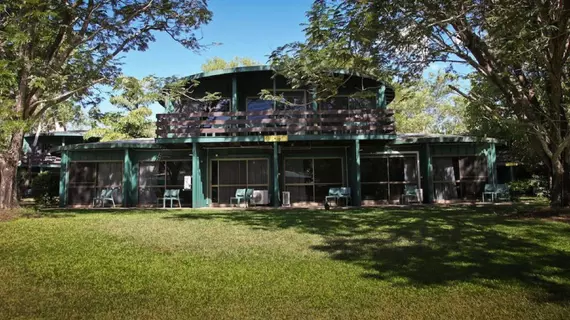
[156,108,395,139]
[22,153,61,167]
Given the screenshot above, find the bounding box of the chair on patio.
[495,184,511,202]
[230,188,254,207]
[401,185,421,204]
[158,189,182,208]
[325,187,352,207]
[482,184,496,202]
[93,188,116,208]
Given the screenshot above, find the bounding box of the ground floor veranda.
[57,137,505,208]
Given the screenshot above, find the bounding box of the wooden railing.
[22,153,61,166]
[156,108,395,138]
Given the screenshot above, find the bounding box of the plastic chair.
[93,188,116,208]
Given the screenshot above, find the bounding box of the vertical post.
[424,143,434,203]
[487,142,497,186]
[311,90,318,111]
[272,75,277,110]
[59,150,69,207]
[192,142,208,208]
[377,84,386,109]
[232,74,238,112]
[62,136,66,146]
[272,142,280,207]
[122,149,131,207]
[351,139,362,206]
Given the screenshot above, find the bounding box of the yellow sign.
[264,135,288,142]
[505,162,519,167]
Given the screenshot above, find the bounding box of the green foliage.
[271,0,570,205]
[86,106,155,142]
[31,172,58,207]
[200,57,261,72]
[392,73,467,134]
[509,177,551,200]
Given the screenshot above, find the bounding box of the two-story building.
[55,66,500,207]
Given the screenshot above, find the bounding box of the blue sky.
[98,0,313,115]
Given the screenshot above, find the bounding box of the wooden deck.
[156,108,395,138]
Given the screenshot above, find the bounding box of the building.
[55,66,501,207]
[19,130,95,197]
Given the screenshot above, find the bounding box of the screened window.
[284,158,344,203]
[68,162,123,205]
[433,156,487,201]
[138,160,192,207]
[361,154,419,203]
[320,96,376,110]
[210,159,269,204]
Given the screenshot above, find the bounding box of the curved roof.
[185,65,393,88]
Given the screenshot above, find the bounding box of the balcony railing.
[156,108,395,138]
[22,153,61,166]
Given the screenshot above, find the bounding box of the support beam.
[350,140,362,206]
[231,74,238,112]
[487,142,497,186]
[122,149,132,207]
[192,142,208,208]
[377,84,386,109]
[59,151,69,207]
[272,142,280,207]
[423,143,434,203]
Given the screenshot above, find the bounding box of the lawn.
[1,206,570,319]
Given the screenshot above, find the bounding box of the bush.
[31,172,59,207]
[508,175,550,200]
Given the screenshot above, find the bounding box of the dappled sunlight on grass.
[1,205,570,319]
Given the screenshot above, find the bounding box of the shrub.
[508,175,550,200]
[31,172,59,207]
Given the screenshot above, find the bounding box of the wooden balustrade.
[156,108,395,138]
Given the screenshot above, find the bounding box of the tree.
[271,0,570,206]
[0,0,212,208]
[392,73,467,134]
[85,76,164,141]
[200,56,260,72]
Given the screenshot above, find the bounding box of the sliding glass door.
[68,162,123,205]
[210,159,269,204]
[138,160,192,207]
[361,153,420,203]
[283,158,344,203]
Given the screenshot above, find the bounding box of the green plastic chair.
[495,184,511,202]
[482,184,496,202]
[401,185,420,204]
[325,187,351,207]
[158,189,181,208]
[230,188,254,207]
[93,188,116,208]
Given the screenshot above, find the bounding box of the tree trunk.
[0,129,25,209]
[550,158,565,207]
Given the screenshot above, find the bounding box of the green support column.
[192,142,208,208]
[122,149,132,207]
[232,74,238,112]
[351,140,362,206]
[377,84,386,109]
[487,143,497,186]
[59,151,69,207]
[272,142,280,207]
[311,90,318,111]
[424,143,434,203]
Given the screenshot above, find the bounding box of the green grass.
[1,205,570,319]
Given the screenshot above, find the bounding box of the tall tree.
[392,73,467,134]
[0,0,212,208]
[85,76,168,141]
[271,0,570,206]
[200,56,260,72]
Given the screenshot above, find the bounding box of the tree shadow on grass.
[166,205,570,303]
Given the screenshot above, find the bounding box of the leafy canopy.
[200,57,261,72]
